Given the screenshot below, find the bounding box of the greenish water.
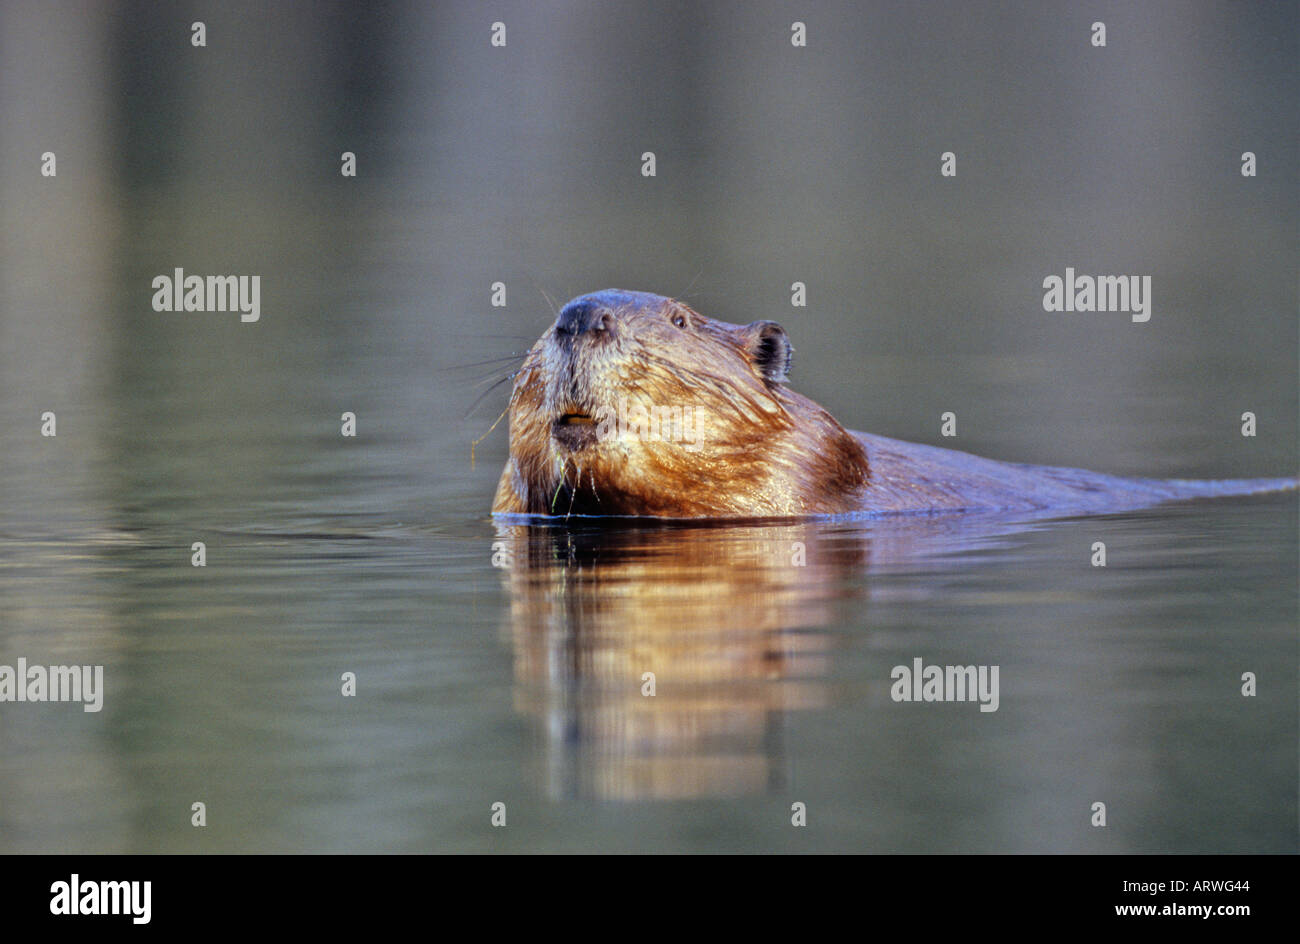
[0,0,1296,853]
[1,485,1294,852]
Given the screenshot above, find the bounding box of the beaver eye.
[671,313,686,328]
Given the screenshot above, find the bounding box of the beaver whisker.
[673,267,705,302]
[565,463,581,518]
[537,286,560,318]
[464,373,519,417]
[451,353,531,371]
[470,369,521,389]
[523,274,562,318]
[549,472,565,514]
[444,333,539,341]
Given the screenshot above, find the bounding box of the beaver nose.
[555,301,615,338]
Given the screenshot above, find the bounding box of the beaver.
[492,289,1296,518]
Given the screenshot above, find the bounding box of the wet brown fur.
[493,290,1297,519]
[493,291,869,517]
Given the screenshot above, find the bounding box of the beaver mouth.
[552,411,600,450]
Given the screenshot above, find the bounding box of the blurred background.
[0,0,1294,852]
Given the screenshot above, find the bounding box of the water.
[0,0,1296,853]
[1,489,1294,852]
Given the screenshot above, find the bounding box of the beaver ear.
[742,321,793,384]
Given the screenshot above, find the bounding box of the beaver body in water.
[492,290,1295,518]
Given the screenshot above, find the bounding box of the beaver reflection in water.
[492,290,1295,518]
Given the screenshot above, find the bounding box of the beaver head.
[492,289,870,517]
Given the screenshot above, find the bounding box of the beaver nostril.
[556,301,615,338]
